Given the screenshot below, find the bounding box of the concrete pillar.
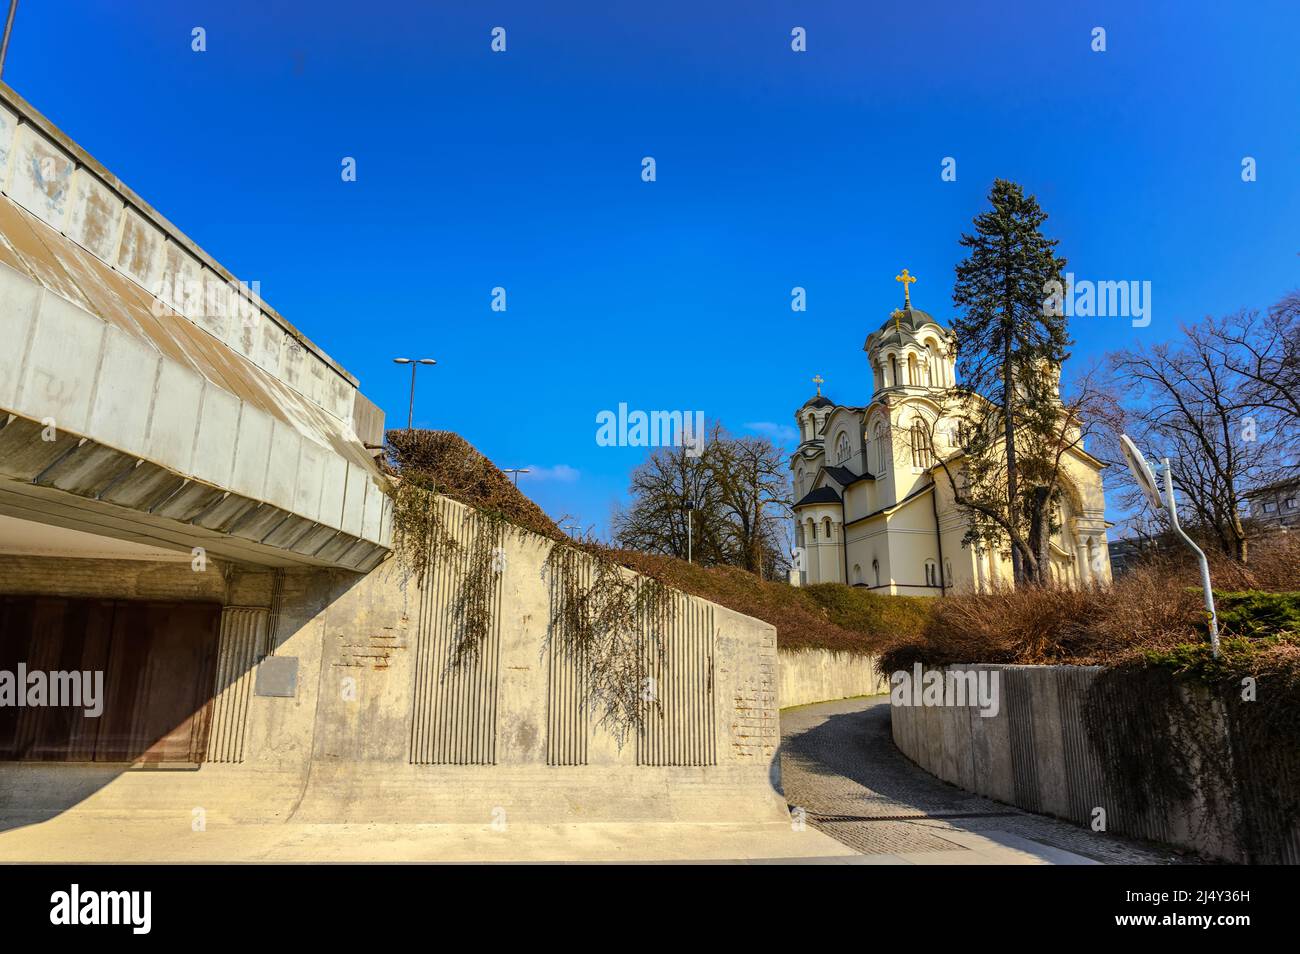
[826,521,842,583]
[1076,541,1091,587]
[831,522,843,583]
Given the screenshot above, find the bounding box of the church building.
[790,271,1112,595]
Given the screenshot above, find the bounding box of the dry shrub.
[878,567,1202,674]
[608,550,928,654]
[385,429,564,543]
[1206,531,1300,592]
[878,533,1300,675]
[1130,529,1300,593]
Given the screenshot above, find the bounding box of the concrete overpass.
[0,83,391,572]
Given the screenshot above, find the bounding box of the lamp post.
[502,468,530,486]
[1161,456,1220,655]
[392,358,435,430]
[1120,434,1219,656]
[685,500,694,563]
[0,1,18,80]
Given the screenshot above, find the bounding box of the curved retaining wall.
[889,664,1298,863]
[778,649,886,709]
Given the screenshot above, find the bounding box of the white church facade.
[790,274,1112,596]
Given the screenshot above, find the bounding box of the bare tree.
[613,425,792,578]
[611,439,728,563]
[1205,294,1300,475]
[1104,318,1284,563]
[708,426,792,579]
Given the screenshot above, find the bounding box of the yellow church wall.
[882,489,944,596]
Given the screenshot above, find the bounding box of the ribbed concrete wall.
[205,607,265,764]
[0,496,787,826]
[778,649,887,709]
[890,664,1300,863]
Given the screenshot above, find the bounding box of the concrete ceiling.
[0,512,191,561]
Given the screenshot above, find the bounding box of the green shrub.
[800,584,930,644]
[1214,591,1300,639]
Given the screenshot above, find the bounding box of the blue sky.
[10,1,1298,536]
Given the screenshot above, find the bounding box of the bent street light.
[1120,434,1219,656]
[1119,434,1163,512]
[392,358,436,430]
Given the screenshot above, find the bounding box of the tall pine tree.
[951,179,1071,584]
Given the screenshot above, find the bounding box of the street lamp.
[0,2,19,80]
[1120,434,1219,656]
[684,500,695,563]
[502,468,530,486]
[392,358,436,430]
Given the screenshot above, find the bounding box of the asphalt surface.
[778,696,1194,864]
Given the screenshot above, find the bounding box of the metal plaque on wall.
[254,656,299,698]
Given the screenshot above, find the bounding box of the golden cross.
[812,374,824,396]
[895,268,917,307]
[891,308,904,333]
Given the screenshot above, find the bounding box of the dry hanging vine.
[544,542,675,745]
[390,477,511,672]
[385,428,680,740]
[395,488,678,737]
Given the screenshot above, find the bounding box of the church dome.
[801,394,833,410]
[874,305,942,345]
[878,305,935,334]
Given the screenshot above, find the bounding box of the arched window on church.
[872,559,880,588]
[924,560,938,587]
[889,355,898,387]
[910,421,933,468]
[835,433,851,465]
[822,517,833,540]
[907,354,919,386]
[873,423,888,475]
[852,564,862,585]
[925,344,937,386]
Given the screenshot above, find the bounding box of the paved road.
[779,696,1192,864]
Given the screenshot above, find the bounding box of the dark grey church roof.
[823,465,875,487]
[879,305,937,334]
[793,486,841,507]
[870,305,944,346]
